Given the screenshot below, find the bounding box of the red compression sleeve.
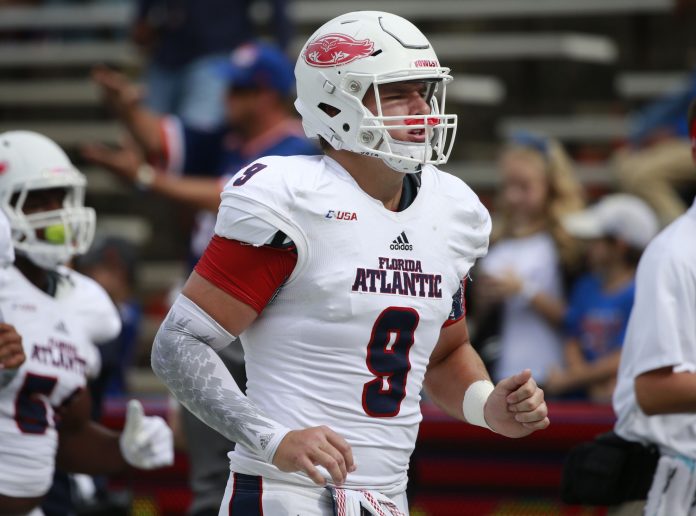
[194,235,297,314]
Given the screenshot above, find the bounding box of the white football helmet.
[295,11,457,174]
[0,131,96,269]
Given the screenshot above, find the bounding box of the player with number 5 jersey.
[153,11,549,515]
[0,132,174,515]
[0,262,99,500]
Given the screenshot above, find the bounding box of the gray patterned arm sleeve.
[151,294,291,464]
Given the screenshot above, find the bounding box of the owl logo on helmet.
[0,131,96,270]
[294,11,458,174]
[303,34,375,68]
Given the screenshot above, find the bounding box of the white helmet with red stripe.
[294,11,457,173]
[0,131,96,269]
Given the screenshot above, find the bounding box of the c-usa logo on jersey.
[325,209,358,221]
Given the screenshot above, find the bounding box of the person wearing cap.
[83,41,319,264]
[605,104,696,516]
[131,0,293,128]
[544,194,659,402]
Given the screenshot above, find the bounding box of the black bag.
[561,431,660,506]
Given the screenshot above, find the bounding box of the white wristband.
[463,380,495,430]
[135,163,157,191]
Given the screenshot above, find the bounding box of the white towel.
[327,486,405,516]
[644,454,696,516]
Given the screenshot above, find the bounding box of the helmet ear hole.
[318,103,341,118]
[342,124,350,132]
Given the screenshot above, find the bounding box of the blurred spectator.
[83,42,318,266]
[473,133,584,383]
[132,0,293,127]
[614,68,696,227]
[545,194,659,402]
[75,236,141,403]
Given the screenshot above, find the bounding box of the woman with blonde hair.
[474,132,585,384]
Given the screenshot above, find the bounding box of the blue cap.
[508,130,550,157]
[216,42,295,97]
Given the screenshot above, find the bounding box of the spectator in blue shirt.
[545,194,659,402]
[132,0,293,127]
[83,41,319,262]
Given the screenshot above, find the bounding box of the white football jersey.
[614,200,696,458]
[216,155,491,494]
[0,266,98,497]
[0,210,13,266]
[55,264,122,348]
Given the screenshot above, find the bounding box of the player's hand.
[81,138,144,184]
[544,366,569,396]
[272,426,356,486]
[119,400,174,469]
[0,323,25,370]
[484,369,549,438]
[482,270,524,300]
[91,65,142,116]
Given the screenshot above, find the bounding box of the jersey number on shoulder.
[14,373,58,434]
[232,163,267,187]
[362,307,419,418]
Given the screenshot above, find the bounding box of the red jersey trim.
[442,313,465,328]
[442,277,467,329]
[195,235,297,314]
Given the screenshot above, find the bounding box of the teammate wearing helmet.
[153,11,549,514]
[0,131,174,515]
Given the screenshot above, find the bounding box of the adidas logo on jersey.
[54,320,68,334]
[390,231,413,251]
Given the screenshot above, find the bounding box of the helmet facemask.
[4,175,96,270]
[356,75,457,173]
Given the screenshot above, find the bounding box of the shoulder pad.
[216,155,321,249]
[56,266,122,344]
[434,168,491,258]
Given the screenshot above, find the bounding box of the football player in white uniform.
[0,131,174,515]
[152,11,549,515]
[0,209,25,385]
